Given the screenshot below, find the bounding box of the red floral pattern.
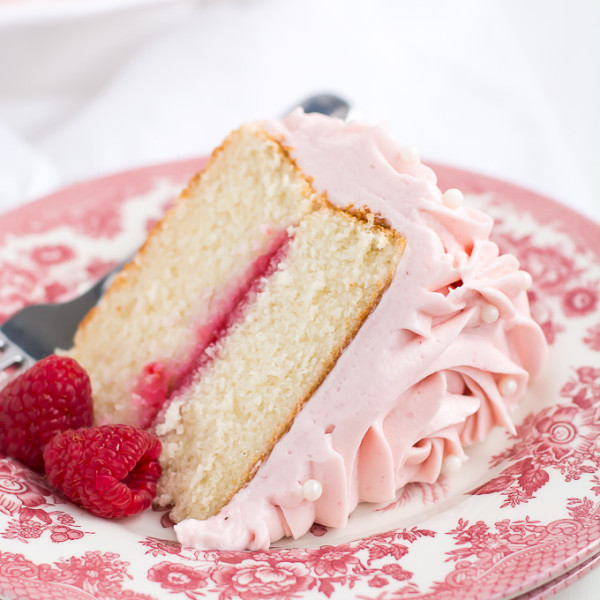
[148,561,209,597]
[141,537,183,558]
[212,557,315,599]
[562,286,599,318]
[511,242,581,294]
[584,322,600,351]
[0,459,88,545]
[30,244,76,267]
[470,367,600,506]
[379,480,448,513]
[139,529,434,599]
[495,229,600,346]
[0,460,51,515]
[0,550,155,600]
[0,261,39,322]
[85,258,120,280]
[0,161,599,600]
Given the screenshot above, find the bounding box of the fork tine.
[0,331,34,387]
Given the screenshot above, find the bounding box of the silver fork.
[0,93,350,382]
[0,266,121,377]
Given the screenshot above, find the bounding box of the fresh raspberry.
[43,424,162,518]
[0,355,93,472]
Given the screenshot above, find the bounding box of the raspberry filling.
[132,231,291,428]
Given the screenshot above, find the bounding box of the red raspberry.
[0,355,93,472]
[43,424,162,518]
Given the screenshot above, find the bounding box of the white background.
[0,1,599,597]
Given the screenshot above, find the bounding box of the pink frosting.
[174,111,547,551]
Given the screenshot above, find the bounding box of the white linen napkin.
[0,0,598,223]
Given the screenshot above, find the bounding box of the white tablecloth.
[0,1,598,597]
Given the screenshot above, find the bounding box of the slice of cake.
[68,110,547,551]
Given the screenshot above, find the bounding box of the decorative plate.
[0,159,599,600]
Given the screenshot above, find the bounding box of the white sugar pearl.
[401,146,419,163]
[443,454,463,474]
[521,270,533,290]
[499,376,518,396]
[443,188,464,209]
[302,479,323,502]
[480,303,500,323]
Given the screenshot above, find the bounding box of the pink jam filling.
[132,231,291,428]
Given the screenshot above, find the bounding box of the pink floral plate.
[0,159,599,600]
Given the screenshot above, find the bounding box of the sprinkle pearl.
[302,479,323,502]
[400,146,419,163]
[443,188,464,209]
[521,270,533,290]
[499,376,518,396]
[480,303,500,323]
[443,454,463,474]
